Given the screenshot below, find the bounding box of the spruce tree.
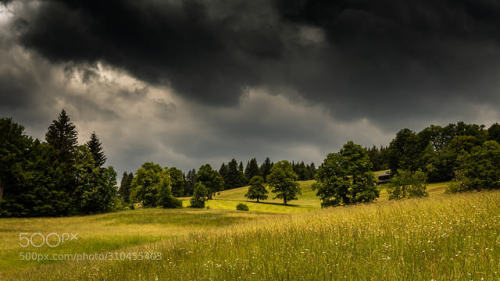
[169,167,185,197]
[184,169,196,196]
[119,172,133,203]
[244,158,260,182]
[86,132,106,167]
[45,109,78,163]
[260,157,273,182]
[225,159,246,189]
[238,161,247,185]
[219,163,229,188]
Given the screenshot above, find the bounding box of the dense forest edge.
[1,110,499,217]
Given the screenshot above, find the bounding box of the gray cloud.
[0,0,499,175]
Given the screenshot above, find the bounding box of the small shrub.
[236,203,249,211]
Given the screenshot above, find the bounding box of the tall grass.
[3,191,499,280]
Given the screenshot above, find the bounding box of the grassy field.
[1,180,499,280]
[181,178,451,213]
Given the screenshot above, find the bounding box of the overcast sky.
[1,0,499,174]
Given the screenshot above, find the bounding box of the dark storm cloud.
[14,0,285,106]
[1,0,500,175]
[7,0,500,128]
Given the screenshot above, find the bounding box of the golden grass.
[1,190,499,280]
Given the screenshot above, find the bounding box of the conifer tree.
[260,157,273,182]
[184,169,196,196]
[86,132,106,167]
[45,109,78,163]
[119,172,133,203]
[244,158,260,182]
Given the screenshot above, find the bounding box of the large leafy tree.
[130,162,170,207]
[196,164,224,199]
[488,123,500,143]
[448,140,500,192]
[267,160,300,205]
[245,175,268,203]
[86,132,106,167]
[387,169,428,200]
[388,129,422,172]
[313,141,379,207]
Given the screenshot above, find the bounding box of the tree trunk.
[0,181,3,201]
[283,195,287,206]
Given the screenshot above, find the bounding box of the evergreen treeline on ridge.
[1,110,499,217]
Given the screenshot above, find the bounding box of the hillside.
[2,190,499,280]
[181,177,451,213]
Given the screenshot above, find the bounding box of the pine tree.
[169,167,185,197]
[184,169,196,196]
[119,172,133,203]
[45,109,78,163]
[244,158,260,182]
[238,161,247,185]
[260,157,273,182]
[86,132,106,167]
[219,163,229,188]
[225,159,246,189]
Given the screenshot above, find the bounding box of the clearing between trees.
[1,182,498,281]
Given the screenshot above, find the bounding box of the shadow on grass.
[96,208,260,227]
[213,199,303,208]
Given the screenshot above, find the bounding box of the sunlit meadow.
[1,184,498,281]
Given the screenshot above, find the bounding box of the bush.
[159,194,182,208]
[388,169,428,200]
[236,203,249,211]
[190,182,207,208]
[447,140,500,193]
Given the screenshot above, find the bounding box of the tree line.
[119,157,316,201]
[368,122,500,183]
[1,110,498,216]
[0,110,117,217]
